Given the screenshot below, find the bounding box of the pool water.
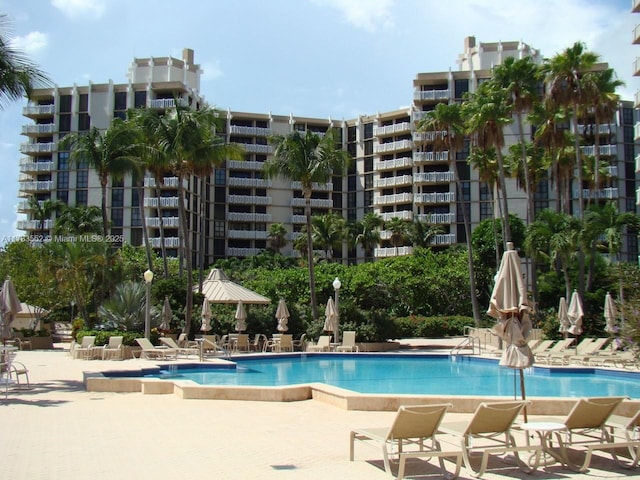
[146,354,640,398]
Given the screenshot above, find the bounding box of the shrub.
[76,329,155,346]
[392,315,473,338]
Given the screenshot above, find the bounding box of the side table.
[520,421,566,468]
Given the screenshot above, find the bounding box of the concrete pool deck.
[1,342,639,479]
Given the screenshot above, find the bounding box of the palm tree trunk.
[137,182,153,270]
[198,176,207,292]
[573,108,586,298]
[177,176,193,336]
[101,181,109,237]
[495,148,512,245]
[304,190,318,321]
[154,184,169,278]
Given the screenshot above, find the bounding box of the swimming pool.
[142,353,640,399]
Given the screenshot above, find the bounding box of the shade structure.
[200,299,212,332]
[199,269,271,305]
[159,297,172,332]
[275,298,289,332]
[234,300,247,332]
[487,243,533,420]
[0,277,22,340]
[323,297,338,337]
[604,292,617,334]
[567,289,584,336]
[557,297,570,337]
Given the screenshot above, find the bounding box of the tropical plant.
[383,217,409,255]
[347,212,383,259]
[53,205,103,236]
[264,128,351,321]
[409,219,442,248]
[28,196,64,235]
[311,212,345,260]
[267,223,288,254]
[97,281,148,331]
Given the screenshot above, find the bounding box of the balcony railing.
[227,177,272,188]
[412,131,446,143]
[20,142,55,154]
[227,230,269,240]
[374,156,413,171]
[16,219,53,230]
[605,165,618,178]
[149,237,180,248]
[143,197,180,208]
[577,124,616,136]
[291,181,333,191]
[20,180,53,191]
[21,124,56,135]
[227,212,272,222]
[227,247,263,257]
[144,177,179,188]
[413,89,450,101]
[145,217,180,228]
[374,139,413,153]
[23,105,55,116]
[374,246,413,257]
[229,125,272,136]
[379,210,413,221]
[374,175,413,188]
[414,151,449,164]
[636,90,640,109]
[234,143,272,154]
[574,188,619,199]
[373,193,413,206]
[291,214,307,224]
[580,144,617,156]
[227,160,264,170]
[430,233,456,245]
[290,197,332,208]
[415,212,456,224]
[413,171,454,184]
[635,123,640,141]
[228,195,272,205]
[19,160,54,173]
[414,192,456,204]
[634,57,640,77]
[373,122,411,136]
[149,98,188,109]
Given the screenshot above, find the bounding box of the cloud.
[11,31,48,55]
[311,0,395,32]
[201,59,223,81]
[51,0,106,19]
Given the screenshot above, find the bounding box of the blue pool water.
[139,354,640,398]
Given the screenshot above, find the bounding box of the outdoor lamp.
[144,269,154,339]
[333,277,341,343]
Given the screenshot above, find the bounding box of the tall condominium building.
[18,38,639,266]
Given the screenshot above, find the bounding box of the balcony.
[374,246,413,258]
[291,181,333,191]
[234,143,272,154]
[144,177,179,188]
[634,57,640,77]
[580,144,617,156]
[634,0,640,13]
[19,159,54,173]
[430,233,456,246]
[149,98,188,109]
[636,123,640,141]
[577,124,616,136]
[228,247,263,257]
[413,89,450,102]
[373,122,411,136]
[23,105,55,117]
[227,230,269,240]
[145,216,180,228]
[20,180,53,192]
[228,177,272,188]
[227,212,272,222]
[373,193,413,206]
[16,219,53,230]
[227,160,264,170]
[634,23,640,44]
[374,156,413,171]
[379,210,413,221]
[20,142,55,154]
[374,139,413,154]
[149,237,180,248]
[414,192,456,204]
[413,171,454,184]
[415,212,456,224]
[229,195,272,205]
[574,188,619,199]
[229,125,272,136]
[374,175,413,188]
[636,154,640,173]
[22,123,56,136]
[605,165,618,178]
[412,131,446,143]
[290,197,332,208]
[143,197,180,208]
[414,151,449,164]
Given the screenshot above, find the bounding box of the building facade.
[18,38,639,266]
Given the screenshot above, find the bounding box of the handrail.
[451,335,481,355]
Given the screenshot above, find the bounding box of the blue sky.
[0,0,637,246]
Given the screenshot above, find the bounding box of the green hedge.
[76,330,156,346]
[392,316,473,338]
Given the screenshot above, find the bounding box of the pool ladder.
[450,335,481,355]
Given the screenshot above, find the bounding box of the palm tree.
[264,128,351,321]
[418,101,481,324]
[463,81,514,245]
[383,217,409,256]
[59,119,140,236]
[348,212,383,260]
[410,219,442,248]
[53,205,103,236]
[0,14,51,110]
[311,212,345,260]
[28,196,64,235]
[267,223,288,254]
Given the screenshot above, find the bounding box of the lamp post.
[143,269,154,340]
[333,277,341,344]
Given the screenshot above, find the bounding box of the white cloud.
[311,0,395,32]
[11,31,48,55]
[51,0,106,19]
[201,60,223,81]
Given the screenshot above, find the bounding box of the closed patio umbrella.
[323,298,338,339]
[604,292,617,334]
[200,299,212,332]
[235,301,247,332]
[275,298,289,332]
[557,297,569,339]
[487,243,533,419]
[0,277,22,342]
[159,296,172,332]
[567,289,584,336]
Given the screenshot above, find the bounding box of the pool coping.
[83,352,640,415]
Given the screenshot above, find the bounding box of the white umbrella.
[275,298,289,332]
[200,299,212,332]
[604,292,617,334]
[159,296,172,332]
[567,289,584,336]
[487,243,533,419]
[323,297,338,339]
[234,300,247,332]
[557,297,570,338]
[0,277,22,341]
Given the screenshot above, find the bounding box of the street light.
[333,277,341,344]
[143,269,154,340]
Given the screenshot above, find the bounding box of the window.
[79,94,88,112]
[58,152,69,170]
[57,171,69,189]
[59,114,71,132]
[59,95,72,113]
[364,173,373,189]
[622,107,634,125]
[78,113,90,131]
[454,79,469,99]
[75,190,88,205]
[131,207,141,227]
[57,190,68,203]
[134,91,147,108]
[363,190,373,208]
[114,91,127,111]
[214,169,226,186]
[364,140,373,156]
[214,220,225,237]
[363,122,373,139]
[111,188,124,207]
[76,170,88,188]
[111,208,123,227]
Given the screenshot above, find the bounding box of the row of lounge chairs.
[527,337,638,368]
[350,396,640,479]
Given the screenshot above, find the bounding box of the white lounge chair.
[307,335,332,352]
[100,335,124,360]
[72,335,96,360]
[336,331,359,352]
[135,338,178,360]
[160,337,199,357]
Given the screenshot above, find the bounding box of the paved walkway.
[1,344,638,480]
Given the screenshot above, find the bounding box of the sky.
[0,0,637,247]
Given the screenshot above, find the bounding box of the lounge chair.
[607,409,640,468]
[233,333,250,352]
[160,337,199,357]
[3,351,29,389]
[72,335,96,360]
[250,334,267,352]
[534,338,575,362]
[292,334,307,352]
[135,338,178,360]
[530,339,554,355]
[560,337,610,365]
[539,396,630,472]
[589,350,639,369]
[307,335,332,352]
[269,334,293,352]
[438,400,540,477]
[350,403,462,479]
[336,331,359,352]
[100,335,124,360]
[177,333,198,348]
